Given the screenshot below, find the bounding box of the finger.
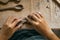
[26,17,35,25]
[28,13,38,21]
[6,16,18,24]
[33,13,41,18]
[6,16,12,24]
[10,17,18,23]
[36,12,44,18]
[16,22,24,29]
[12,19,22,28]
[14,23,23,32]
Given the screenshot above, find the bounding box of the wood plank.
[0,0,31,28]
[0,0,60,29]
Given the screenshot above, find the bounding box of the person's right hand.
[0,16,23,39]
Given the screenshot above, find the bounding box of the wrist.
[0,28,12,39]
[44,30,60,40]
[0,33,8,40]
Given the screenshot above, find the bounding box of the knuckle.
[39,19,43,22]
[5,23,13,28]
[5,23,9,26]
[8,25,14,29]
[36,22,39,25]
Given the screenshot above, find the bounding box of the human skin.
[0,16,24,40]
[26,12,60,40]
[0,13,60,40]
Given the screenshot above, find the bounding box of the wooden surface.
[0,0,60,28]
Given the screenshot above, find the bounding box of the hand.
[0,16,23,39]
[26,12,51,34]
[26,12,60,40]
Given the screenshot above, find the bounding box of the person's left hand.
[0,16,23,39]
[26,12,51,35]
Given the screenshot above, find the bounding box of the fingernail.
[36,11,41,14]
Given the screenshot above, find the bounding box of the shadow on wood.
[52,0,60,7]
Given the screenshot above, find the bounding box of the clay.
[0,0,21,4]
[0,5,24,11]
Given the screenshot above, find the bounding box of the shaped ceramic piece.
[0,5,24,11]
[0,0,9,3]
[0,0,21,4]
[56,0,60,4]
